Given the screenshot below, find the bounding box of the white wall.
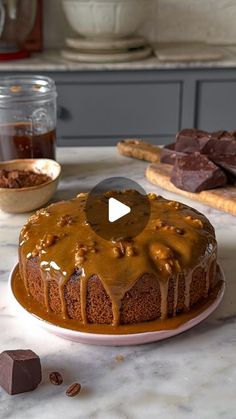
[43,0,72,48]
[44,0,236,48]
[155,0,236,44]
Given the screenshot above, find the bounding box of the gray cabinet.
[196,80,236,131]
[57,80,181,144]
[3,68,236,145]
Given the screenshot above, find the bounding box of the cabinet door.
[56,81,181,145]
[197,81,236,131]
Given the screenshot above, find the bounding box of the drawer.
[197,81,236,130]
[56,82,181,141]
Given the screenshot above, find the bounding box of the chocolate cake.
[18,191,220,330]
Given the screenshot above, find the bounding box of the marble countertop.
[2,47,236,71]
[0,146,236,419]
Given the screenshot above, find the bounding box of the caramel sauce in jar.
[0,122,56,160]
[0,76,57,161]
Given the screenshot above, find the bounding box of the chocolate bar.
[171,153,227,193]
[0,349,42,395]
[160,143,187,165]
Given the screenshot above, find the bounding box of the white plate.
[61,46,152,63]
[66,36,148,51]
[9,264,225,346]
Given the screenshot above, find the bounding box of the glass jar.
[0,75,57,161]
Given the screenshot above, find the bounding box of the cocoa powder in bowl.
[0,169,51,189]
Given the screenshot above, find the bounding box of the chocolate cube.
[160,143,187,165]
[175,129,210,153]
[175,129,236,157]
[0,350,42,395]
[212,154,236,184]
[170,153,227,193]
[202,131,236,156]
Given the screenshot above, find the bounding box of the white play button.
[85,177,151,240]
[108,197,131,223]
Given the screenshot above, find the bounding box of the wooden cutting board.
[117,139,161,162]
[153,42,223,62]
[146,163,236,216]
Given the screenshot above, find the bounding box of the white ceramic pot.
[62,0,150,39]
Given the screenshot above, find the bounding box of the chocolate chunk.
[212,154,236,184]
[202,131,236,157]
[170,153,227,193]
[175,129,210,153]
[0,350,42,395]
[160,143,187,165]
[175,129,236,157]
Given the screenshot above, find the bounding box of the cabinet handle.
[57,105,71,121]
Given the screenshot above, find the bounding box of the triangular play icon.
[108,197,131,223]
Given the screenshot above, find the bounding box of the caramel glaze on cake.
[17,191,221,332]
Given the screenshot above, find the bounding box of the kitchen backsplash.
[44,0,236,48]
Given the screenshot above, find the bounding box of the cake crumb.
[115,355,125,363]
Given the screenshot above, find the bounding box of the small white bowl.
[0,159,61,213]
[62,0,149,39]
